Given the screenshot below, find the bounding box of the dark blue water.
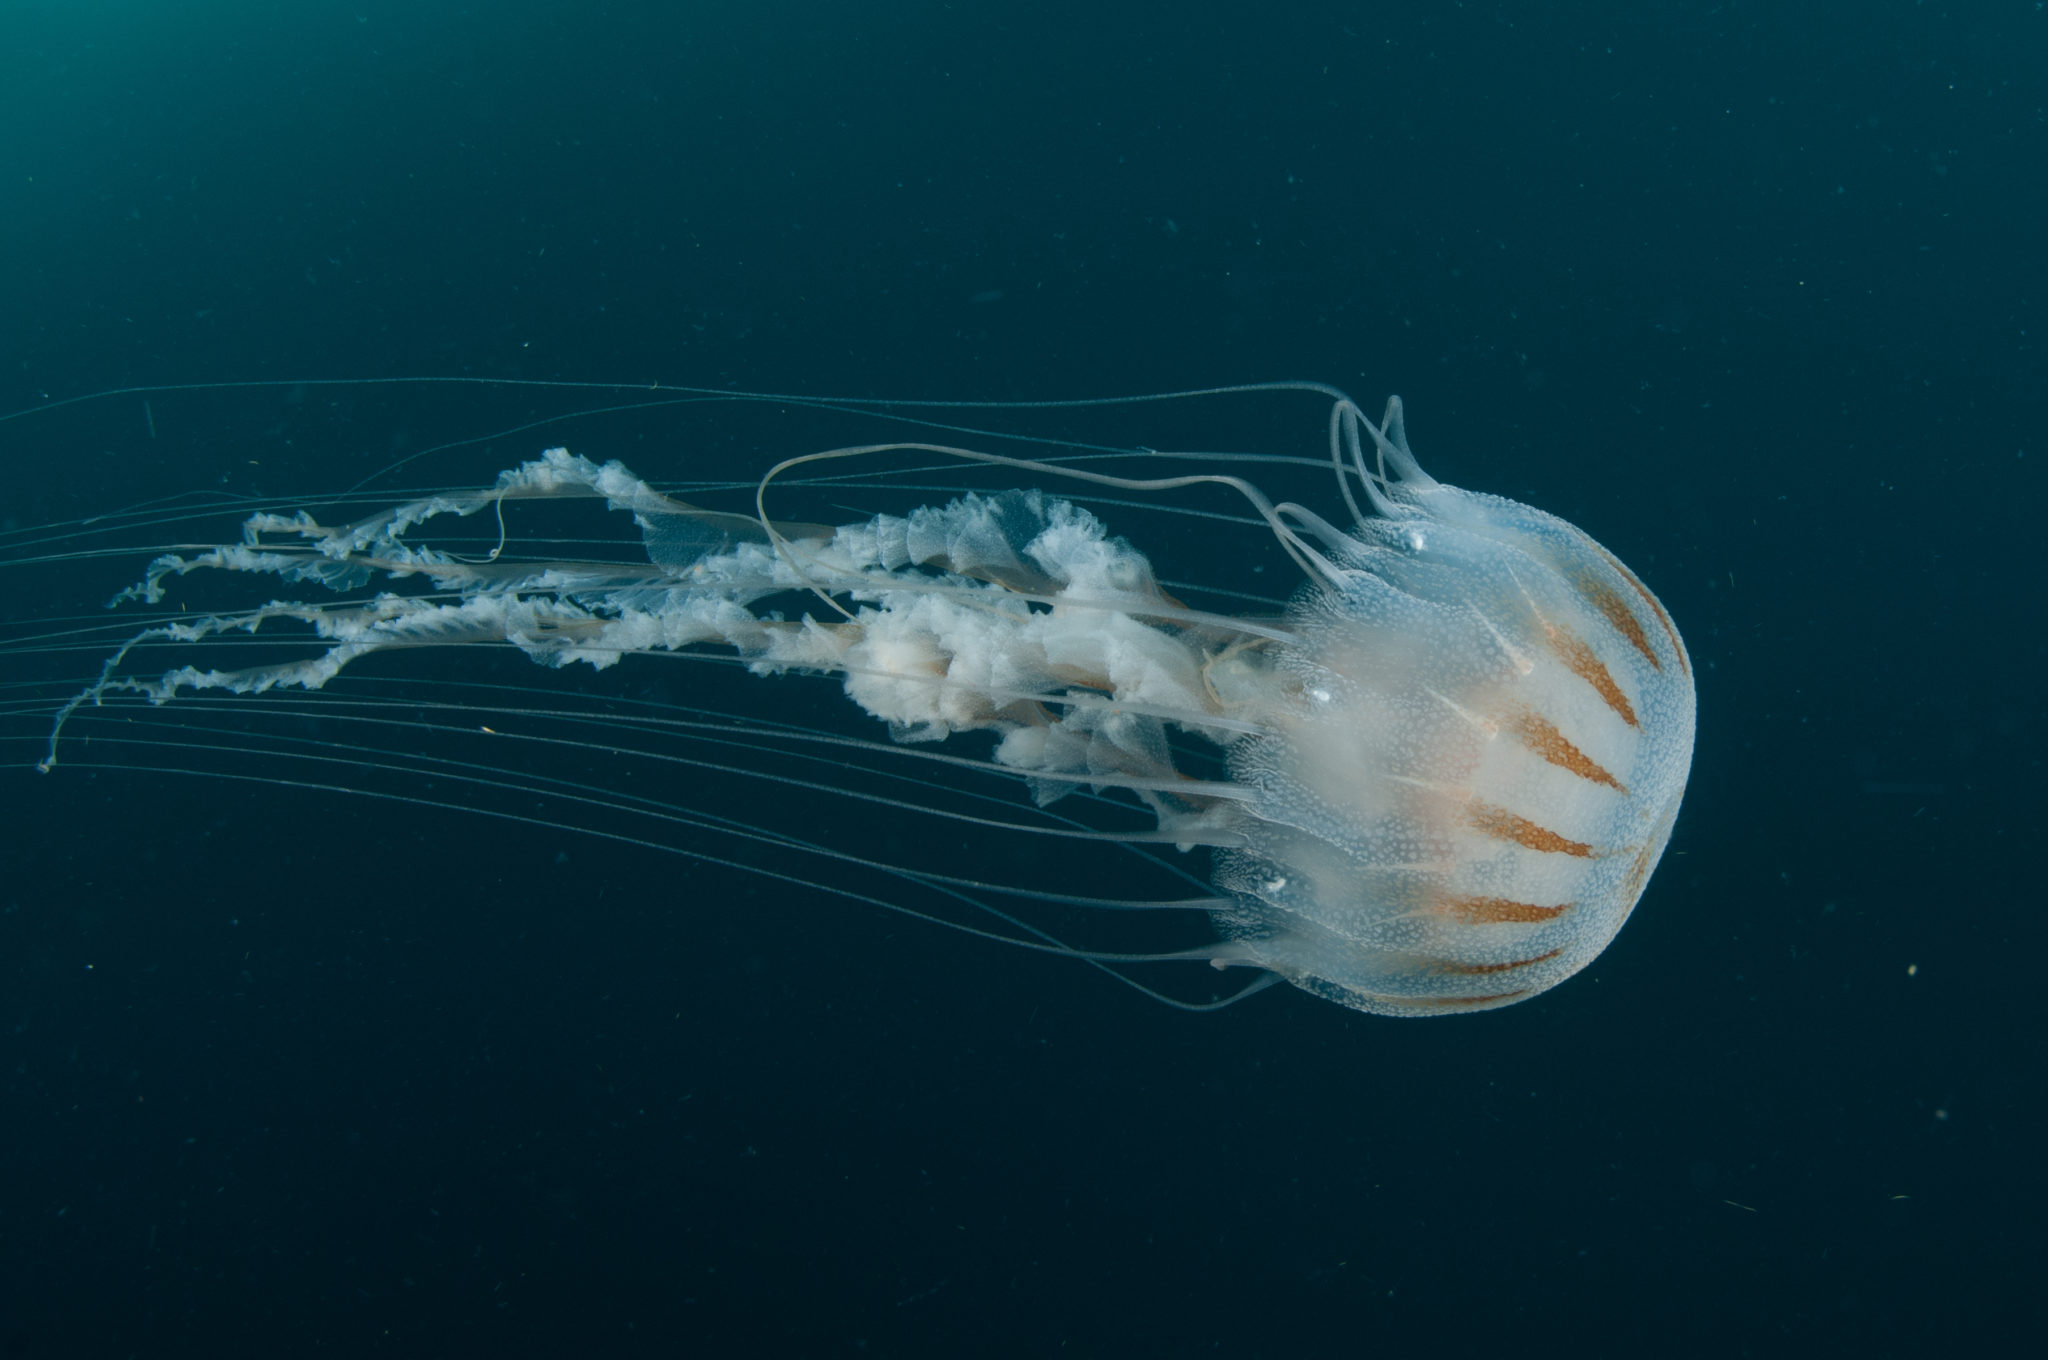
[3,2,2040,1354]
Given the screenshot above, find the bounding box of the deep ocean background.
[2,2,2042,1355]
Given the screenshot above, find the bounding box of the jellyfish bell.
[4,380,1694,1015]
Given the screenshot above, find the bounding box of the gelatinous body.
[19,385,1694,1014]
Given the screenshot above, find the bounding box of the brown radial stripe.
[1439,947,1565,976]
[1436,895,1573,924]
[1572,570,1661,671]
[1467,801,1596,857]
[1546,623,1638,728]
[1509,709,1628,792]
[1401,990,1530,1009]
[1591,543,1691,678]
[1617,837,1657,912]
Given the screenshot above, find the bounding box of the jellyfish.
[5,380,1693,1015]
